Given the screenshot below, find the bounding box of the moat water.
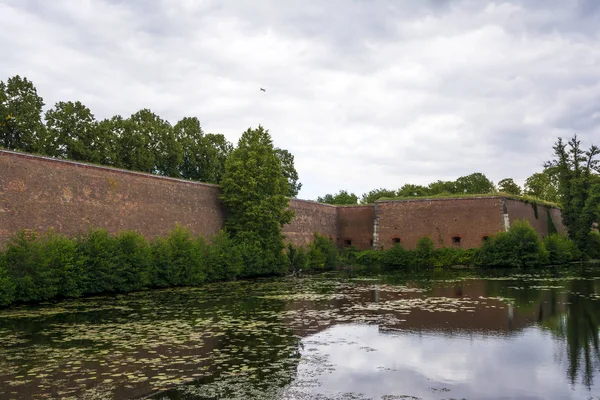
[0,267,599,400]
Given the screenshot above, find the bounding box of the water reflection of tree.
[543,277,600,389]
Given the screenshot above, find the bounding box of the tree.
[173,116,206,181]
[427,180,457,195]
[524,172,559,203]
[220,125,293,276]
[203,133,233,184]
[44,101,99,162]
[498,178,522,195]
[544,134,600,253]
[454,172,495,194]
[119,109,181,176]
[397,184,429,197]
[317,190,358,205]
[0,75,45,153]
[275,148,302,197]
[94,116,122,167]
[360,188,397,204]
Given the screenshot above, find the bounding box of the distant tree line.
[0,74,301,196]
[318,171,560,205]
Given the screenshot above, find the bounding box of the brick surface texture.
[0,150,565,250]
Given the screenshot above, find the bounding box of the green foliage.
[415,237,436,268]
[544,234,579,265]
[498,178,522,195]
[381,244,411,268]
[524,172,559,203]
[115,231,152,292]
[276,148,302,197]
[0,250,15,306]
[285,243,309,273]
[547,209,558,234]
[360,188,397,204]
[584,231,600,260]
[77,229,121,294]
[220,125,294,277]
[0,75,45,153]
[479,220,549,268]
[151,225,207,287]
[317,190,358,205]
[204,231,244,282]
[544,134,600,252]
[306,234,338,271]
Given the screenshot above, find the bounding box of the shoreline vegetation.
[1,220,597,309]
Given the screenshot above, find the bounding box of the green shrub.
[0,252,15,306]
[543,234,579,265]
[205,231,244,282]
[77,229,121,294]
[381,244,410,269]
[479,220,548,268]
[285,243,308,273]
[151,225,207,287]
[40,231,83,298]
[414,237,436,268]
[356,250,382,267]
[307,234,337,271]
[116,231,152,292]
[584,231,600,260]
[4,230,59,302]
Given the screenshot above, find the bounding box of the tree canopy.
[219,125,295,276]
[544,134,600,254]
[317,190,359,205]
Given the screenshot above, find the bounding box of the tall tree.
[427,180,457,195]
[44,101,99,162]
[397,183,429,197]
[173,116,206,181]
[94,116,122,167]
[317,190,358,205]
[454,172,495,194]
[120,109,181,176]
[220,125,293,276]
[524,172,559,203]
[203,133,233,184]
[0,75,45,153]
[360,188,397,204]
[275,148,302,197]
[544,134,600,253]
[498,178,522,195]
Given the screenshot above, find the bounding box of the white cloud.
[1,0,599,199]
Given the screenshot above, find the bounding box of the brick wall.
[0,150,226,246]
[283,199,338,246]
[0,150,342,248]
[374,197,505,250]
[337,206,374,249]
[505,199,566,238]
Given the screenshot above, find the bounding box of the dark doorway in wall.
[452,236,461,246]
[392,237,401,244]
[482,236,489,242]
[370,239,374,246]
[344,239,352,246]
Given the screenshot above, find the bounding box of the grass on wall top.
[376,192,561,209]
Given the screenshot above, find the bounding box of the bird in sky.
[260,87,266,92]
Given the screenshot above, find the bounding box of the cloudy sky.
[1,0,599,200]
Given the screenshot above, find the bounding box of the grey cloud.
[0,0,599,199]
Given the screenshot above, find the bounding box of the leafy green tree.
[119,109,182,176]
[524,172,559,202]
[94,116,122,167]
[544,135,600,253]
[174,116,206,181]
[275,148,302,197]
[0,75,45,152]
[454,172,495,194]
[427,180,457,195]
[203,133,233,183]
[397,183,429,197]
[44,101,100,162]
[220,125,293,276]
[498,178,522,195]
[360,188,397,204]
[317,190,358,205]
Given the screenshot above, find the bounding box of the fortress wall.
[0,150,226,246]
[283,199,339,247]
[337,206,375,250]
[0,150,341,248]
[505,199,566,237]
[374,197,505,250]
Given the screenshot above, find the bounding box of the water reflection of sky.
[283,324,599,400]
